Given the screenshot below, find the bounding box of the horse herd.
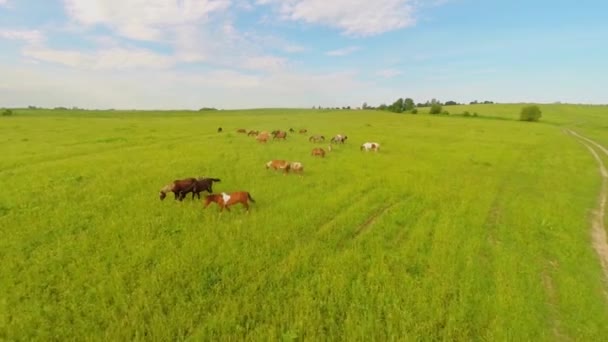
[159,127,381,213]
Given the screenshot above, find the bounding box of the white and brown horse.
[360,142,380,152]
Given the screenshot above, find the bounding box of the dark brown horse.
[217,127,222,133]
[190,177,221,199]
[159,178,197,201]
[248,130,259,136]
[272,130,287,140]
[204,191,256,212]
[299,129,307,134]
[237,128,247,133]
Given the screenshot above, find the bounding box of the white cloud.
[326,46,360,56]
[22,45,174,70]
[0,29,44,44]
[0,63,373,109]
[376,69,402,78]
[63,0,231,41]
[0,0,8,6]
[258,0,416,36]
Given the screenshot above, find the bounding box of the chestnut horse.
[237,128,247,133]
[159,178,197,201]
[266,160,291,173]
[311,147,326,158]
[204,191,256,212]
[299,129,307,134]
[256,132,270,143]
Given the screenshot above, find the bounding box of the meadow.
[1,104,608,340]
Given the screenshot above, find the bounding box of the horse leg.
[242,201,249,211]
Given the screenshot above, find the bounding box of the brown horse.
[159,178,197,201]
[299,129,307,134]
[237,128,247,133]
[217,127,222,133]
[204,191,256,212]
[256,132,270,143]
[273,130,287,140]
[311,147,326,158]
[266,160,291,173]
[248,130,259,136]
[190,177,221,199]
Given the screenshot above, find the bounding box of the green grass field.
[1,104,608,340]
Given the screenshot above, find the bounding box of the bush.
[520,105,542,122]
[442,110,450,115]
[473,112,479,117]
[411,108,418,114]
[429,103,442,114]
[2,109,13,116]
[463,111,471,117]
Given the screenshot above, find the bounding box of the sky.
[0,0,607,109]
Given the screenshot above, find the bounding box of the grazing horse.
[204,191,256,212]
[361,142,380,152]
[248,130,259,136]
[273,130,287,140]
[159,178,197,201]
[311,147,326,158]
[190,177,221,199]
[237,128,247,134]
[289,128,295,133]
[256,131,270,143]
[309,135,325,143]
[290,161,304,174]
[266,160,291,173]
[299,129,307,134]
[330,134,348,144]
[217,127,222,133]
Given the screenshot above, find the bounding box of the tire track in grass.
[566,129,608,297]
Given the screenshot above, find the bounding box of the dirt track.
[566,129,608,291]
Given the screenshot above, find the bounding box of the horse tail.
[247,192,256,203]
[209,178,221,183]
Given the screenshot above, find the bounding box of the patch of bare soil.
[566,130,608,293]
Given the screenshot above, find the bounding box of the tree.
[404,98,415,111]
[429,103,442,114]
[362,102,368,110]
[390,98,404,113]
[520,105,542,122]
[2,109,13,116]
[445,100,458,106]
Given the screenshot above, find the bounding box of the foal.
[204,191,256,212]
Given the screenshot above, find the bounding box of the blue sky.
[0,0,606,109]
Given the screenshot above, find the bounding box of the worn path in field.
[566,129,608,294]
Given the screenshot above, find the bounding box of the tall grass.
[1,105,607,340]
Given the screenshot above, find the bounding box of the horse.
[361,142,380,152]
[217,127,222,133]
[248,130,259,136]
[330,134,348,144]
[190,177,221,199]
[311,148,326,158]
[237,128,247,134]
[204,191,256,212]
[299,129,307,134]
[266,160,291,173]
[256,132,270,143]
[290,161,304,174]
[309,135,325,143]
[273,130,287,140]
[159,178,197,201]
[289,128,295,133]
